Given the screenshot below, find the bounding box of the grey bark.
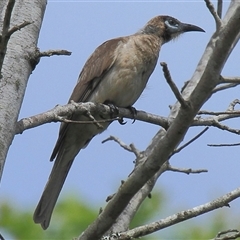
[0,0,47,180]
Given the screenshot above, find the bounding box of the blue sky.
[1,0,240,235]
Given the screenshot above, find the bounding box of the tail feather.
[33,149,75,230]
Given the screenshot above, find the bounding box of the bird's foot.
[104,100,119,116]
[104,100,126,125]
[127,106,137,123]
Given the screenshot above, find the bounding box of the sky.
[1,0,240,237]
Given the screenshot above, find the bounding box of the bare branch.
[28,48,72,71]
[208,142,240,147]
[214,229,240,240]
[198,110,240,116]
[0,0,33,77]
[58,116,117,126]
[7,20,32,36]
[205,0,222,30]
[211,119,240,134]
[160,62,189,109]
[212,83,239,94]
[2,0,15,36]
[167,164,208,174]
[217,0,223,19]
[194,99,240,134]
[15,102,112,134]
[38,49,72,57]
[105,152,169,235]
[228,99,240,111]
[102,135,140,157]
[221,77,240,84]
[117,187,240,239]
[172,127,209,156]
[15,102,169,134]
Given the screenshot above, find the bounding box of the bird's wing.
[50,37,123,161]
[69,38,122,103]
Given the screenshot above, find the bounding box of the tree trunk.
[0,0,47,181]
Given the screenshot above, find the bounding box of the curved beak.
[181,23,205,33]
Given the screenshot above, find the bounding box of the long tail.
[33,149,75,230]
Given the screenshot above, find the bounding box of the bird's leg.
[127,106,137,123]
[103,100,126,125]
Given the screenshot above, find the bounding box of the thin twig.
[217,0,223,19]
[212,83,239,94]
[167,165,208,174]
[102,135,140,157]
[211,120,240,134]
[7,20,32,37]
[160,62,189,109]
[208,142,240,147]
[198,110,240,116]
[227,99,240,111]
[171,127,209,156]
[204,0,222,30]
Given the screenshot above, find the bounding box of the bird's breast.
[90,35,161,107]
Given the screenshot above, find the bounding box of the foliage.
[1,191,239,239]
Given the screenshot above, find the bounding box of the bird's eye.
[165,19,179,28]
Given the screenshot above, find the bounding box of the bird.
[33,15,204,230]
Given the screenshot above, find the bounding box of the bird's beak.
[181,23,205,33]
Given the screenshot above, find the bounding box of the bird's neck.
[137,24,166,42]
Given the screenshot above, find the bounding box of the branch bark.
[0,0,47,181]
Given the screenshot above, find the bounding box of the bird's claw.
[127,106,137,123]
[104,101,119,117]
[118,117,127,125]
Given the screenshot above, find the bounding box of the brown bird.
[33,15,204,229]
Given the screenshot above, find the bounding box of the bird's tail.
[33,149,75,230]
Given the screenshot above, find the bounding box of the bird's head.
[140,15,205,43]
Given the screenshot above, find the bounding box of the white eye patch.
[165,20,179,30]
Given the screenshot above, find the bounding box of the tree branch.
[171,127,209,156]
[160,62,189,109]
[214,229,240,240]
[38,49,71,57]
[15,102,169,134]
[102,135,141,157]
[217,0,223,19]
[167,164,208,174]
[116,187,240,239]
[28,48,72,71]
[205,0,222,30]
[0,0,32,77]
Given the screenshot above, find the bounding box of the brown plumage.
[33,15,204,229]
